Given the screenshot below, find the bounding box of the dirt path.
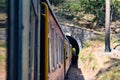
[78,41,120,80]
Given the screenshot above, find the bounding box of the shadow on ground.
[65,56,85,80]
[65,36,84,80]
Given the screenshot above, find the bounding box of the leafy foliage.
[0,0,6,13]
[49,0,65,6]
[79,0,105,27]
[52,0,120,29]
[111,0,120,20]
[79,40,99,70]
[58,1,82,20]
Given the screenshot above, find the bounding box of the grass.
[98,66,120,80]
[0,44,6,74]
[0,53,4,62]
[111,38,120,43]
[0,40,6,63]
[87,53,98,70]
[0,40,6,48]
[79,39,100,70]
[82,41,91,48]
[96,58,120,80]
[79,51,98,70]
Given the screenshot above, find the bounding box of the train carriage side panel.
[22,0,30,80]
[49,1,64,80]
[48,8,65,80]
[64,38,71,74]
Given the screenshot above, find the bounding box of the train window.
[0,0,7,80]
[68,45,70,60]
[61,39,64,63]
[66,44,69,59]
[29,6,35,80]
[56,33,58,65]
[48,24,50,73]
[51,26,55,70]
[58,37,61,64]
[60,38,62,62]
[48,38,50,72]
[58,37,61,65]
[29,3,39,80]
[62,40,64,61]
[58,37,60,64]
[54,31,56,68]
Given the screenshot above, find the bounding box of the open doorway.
[0,0,7,80]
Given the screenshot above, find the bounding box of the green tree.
[59,1,82,20]
[0,0,6,13]
[79,0,105,28]
[54,0,120,29]
[49,0,65,6]
[111,0,120,21]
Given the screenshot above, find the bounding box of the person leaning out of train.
[72,48,76,56]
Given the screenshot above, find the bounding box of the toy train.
[7,0,79,80]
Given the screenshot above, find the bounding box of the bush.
[0,0,6,13]
[49,0,65,6]
[98,70,120,80]
[0,41,6,48]
[0,54,4,62]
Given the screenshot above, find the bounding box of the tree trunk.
[105,0,111,52]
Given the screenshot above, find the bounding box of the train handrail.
[41,2,49,80]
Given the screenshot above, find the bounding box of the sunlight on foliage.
[79,40,100,70]
[111,38,120,43]
[83,14,95,21]
[52,0,120,29]
[79,51,98,70]
[0,13,7,20]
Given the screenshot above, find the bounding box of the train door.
[29,3,36,80]
[29,0,41,80]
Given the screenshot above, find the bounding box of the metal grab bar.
[41,2,49,80]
